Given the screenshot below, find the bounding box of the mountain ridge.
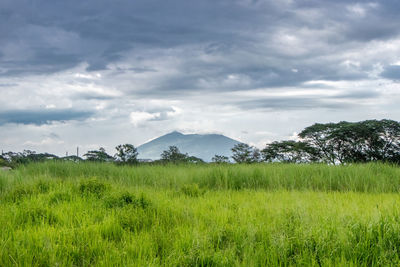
[137,131,240,162]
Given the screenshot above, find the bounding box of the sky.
[1,0,400,157]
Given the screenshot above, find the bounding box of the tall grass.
[8,161,400,192]
[0,162,400,266]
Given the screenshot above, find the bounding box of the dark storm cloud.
[237,97,350,111]
[380,65,400,81]
[0,109,94,126]
[1,0,400,93]
[72,93,118,101]
[1,0,267,74]
[235,90,379,111]
[333,90,381,99]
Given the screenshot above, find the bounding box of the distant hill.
[137,131,241,162]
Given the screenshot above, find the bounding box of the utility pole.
[77,147,79,158]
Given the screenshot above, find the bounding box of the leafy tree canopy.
[160,146,189,163]
[84,147,114,162]
[212,155,230,164]
[262,140,318,163]
[231,143,260,163]
[115,144,139,164]
[298,119,400,164]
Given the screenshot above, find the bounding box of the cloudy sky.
[1,0,400,156]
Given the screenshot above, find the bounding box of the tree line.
[233,119,400,165]
[1,119,399,167]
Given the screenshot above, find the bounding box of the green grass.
[1,162,400,266]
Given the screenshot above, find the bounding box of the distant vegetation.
[1,119,399,167]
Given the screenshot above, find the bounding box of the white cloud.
[130,111,159,126]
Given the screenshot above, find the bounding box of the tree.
[298,119,400,164]
[160,146,188,163]
[358,119,400,163]
[84,147,114,162]
[231,143,260,163]
[22,150,58,162]
[261,140,318,163]
[115,144,138,164]
[0,150,58,167]
[2,151,29,165]
[212,155,230,164]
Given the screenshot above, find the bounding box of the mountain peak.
[166,131,184,136]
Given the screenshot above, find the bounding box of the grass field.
[1,162,400,266]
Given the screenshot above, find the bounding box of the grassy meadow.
[1,162,400,266]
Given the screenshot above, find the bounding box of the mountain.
[137,131,241,162]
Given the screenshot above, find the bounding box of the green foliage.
[180,184,205,197]
[160,146,204,164]
[16,207,59,226]
[298,119,400,164]
[160,146,188,163]
[4,185,34,202]
[0,157,8,167]
[2,162,400,265]
[104,191,151,209]
[0,177,6,193]
[212,154,230,164]
[100,218,124,242]
[49,191,72,205]
[35,180,51,193]
[115,144,138,164]
[231,143,260,163]
[12,160,400,192]
[79,179,109,197]
[118,208,155,233]
[262,140,318,163]
[1,150,58,167]
[84,147,114,162]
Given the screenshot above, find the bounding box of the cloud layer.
[0,109,93,126]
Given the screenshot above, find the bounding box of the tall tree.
[231,143,260,163]
[115,144,139,164]
[160,146,188,163]
[212,155,230,164]
[298,120,400,164]
[84,147,114,162]
[262,140,318,163]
